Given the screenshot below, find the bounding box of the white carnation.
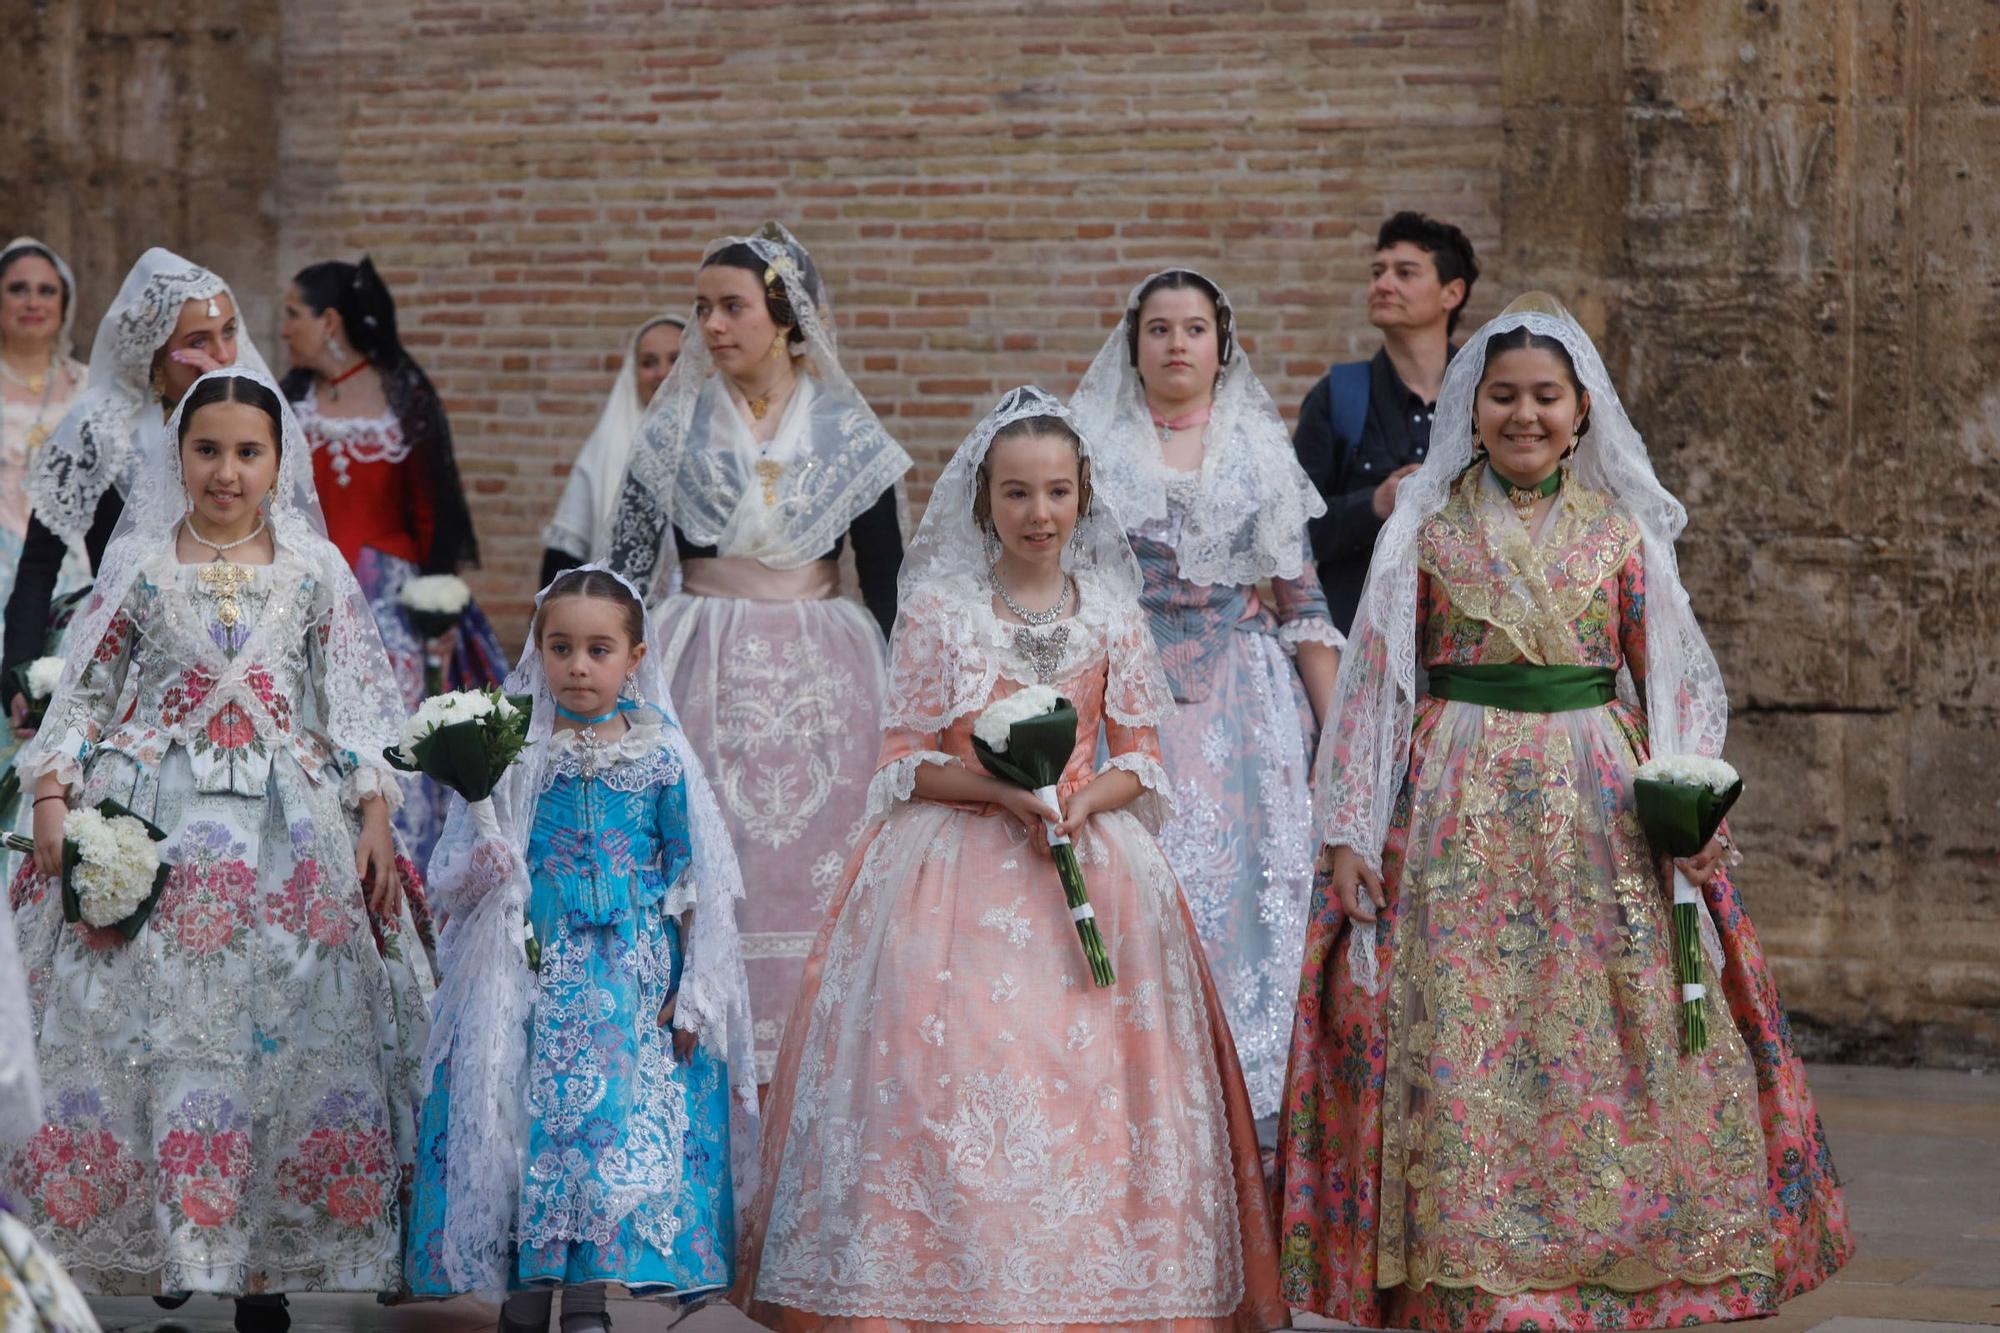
[25,656,65,699]
[973,685,1062,753]
[63,808,161,928]
[1634,755,1740,794]
[399,688,498,759]
[399,574,472,615]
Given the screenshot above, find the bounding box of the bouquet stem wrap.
[972,699,1115,988]
[1633,760,1742,1055]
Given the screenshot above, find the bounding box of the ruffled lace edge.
[864,750,959,824]
[1278,618,1347,654]
[345,761,405,811]
[1101,752,1173,833]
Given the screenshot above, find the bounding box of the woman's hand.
[1674,834,1728,888]
[10,694,35,742]
[169,347,225,378]
[656,994,699,1062]
[31,791,68,879]
[355,796,403,916]
[1322,843,1388,924]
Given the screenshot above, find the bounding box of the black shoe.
[153,1292,193,1310]
[234,1293,290,1333]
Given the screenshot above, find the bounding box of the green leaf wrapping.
[1633,775,1740,1056]
[1632,776,1742,858]
[383,691,534,803]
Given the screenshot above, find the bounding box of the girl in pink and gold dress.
[734,387,1286,1333]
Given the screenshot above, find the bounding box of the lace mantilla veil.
[1068,268,1327,587]
[419,563,758,1296]
[25,247,269,544]
[15,365,404,807]
[542,313,684,564]
[1318,295,1730,993]
[605,223,911,600]
[884,385,1174,737]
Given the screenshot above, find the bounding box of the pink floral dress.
[1276,470,1853,1329]
[4,546,433,1296]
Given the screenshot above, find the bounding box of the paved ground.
[82,1064,1998,1332]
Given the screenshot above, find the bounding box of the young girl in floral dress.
[1276,296,1853,1329]
[4,366,432,1333]
[734,386,1286,1333]
[406,566,757,1333]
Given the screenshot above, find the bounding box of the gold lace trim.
[1417,465,1640,666]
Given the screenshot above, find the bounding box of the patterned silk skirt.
[652,590,886,1083]
[1275,697,1853,1329]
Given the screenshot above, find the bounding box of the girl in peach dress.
[733,387,1286,1333]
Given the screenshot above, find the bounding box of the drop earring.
[981,526,1001,567]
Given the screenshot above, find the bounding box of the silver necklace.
[991,567,1073,682]
[990,567,1071,625]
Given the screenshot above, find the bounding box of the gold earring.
[768,334,788,361]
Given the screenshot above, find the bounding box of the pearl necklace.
[184,515,267,553]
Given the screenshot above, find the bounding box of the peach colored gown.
[734,573,1286,1333]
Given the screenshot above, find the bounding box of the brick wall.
[276,0,1508,636]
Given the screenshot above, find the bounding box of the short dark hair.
[176,373,286,452]
[1376,211,1479,335]
[0,243,70,321]
[1125,269,1234,367]
[702,242,811,349]
[534,567,647,649]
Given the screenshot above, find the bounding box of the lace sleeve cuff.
[343,759,405,812]
[1099,752,1174,834]
[864,750,958,823]
[1277,619,1346,654]
[20,726,93,788]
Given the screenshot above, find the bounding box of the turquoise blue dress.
[406,712,737,1296]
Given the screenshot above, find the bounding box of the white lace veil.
[542,313,685,564]
[14,365,405,799]
[1316,295,1729,991]
[605,223,912,597]
[419,563,758,1296]
[25,248,268,544]
[1069,269,1326,586]
[886,385,1171,735]
[1,236,80,364]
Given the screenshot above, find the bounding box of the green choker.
[1499,465,1563,513]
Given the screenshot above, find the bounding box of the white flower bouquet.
[1633,754,1744,1053]
[385,686,533,805]
[398,574,473,694]
[970,686,1114,988]
[3,800,170,939]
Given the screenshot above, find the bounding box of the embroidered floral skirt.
[1153,627,1317,1119]
[653,592,887,1083]
[3,747,433,1295]
[1275,698,1854,1329]
[735,800,1287,1333]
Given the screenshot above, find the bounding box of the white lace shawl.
[1069,269,1326,587]
[15,366,403,807]
[543,313,682,563]
[606,224,911,597]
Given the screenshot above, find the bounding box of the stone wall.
[1503,0,2000,1065]
[0,1,279,343]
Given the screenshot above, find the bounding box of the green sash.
[1426,663,1617,714]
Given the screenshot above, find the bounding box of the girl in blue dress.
[406,565,758,1333]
